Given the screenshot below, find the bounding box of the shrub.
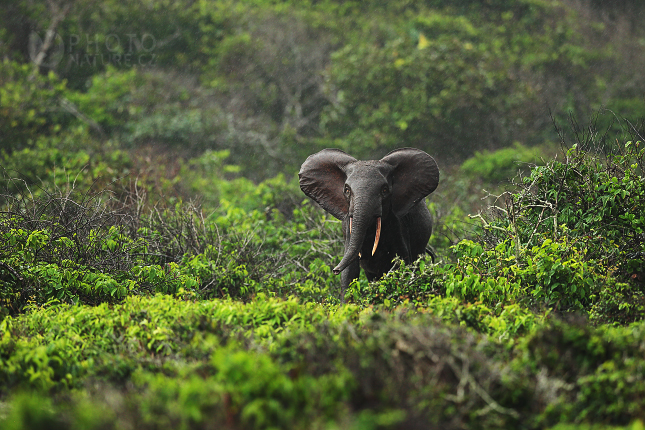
[521,320,645,425]
[0,171,348,314]
[345,256,441,308]
[4,296,645,428]
[498,140,645,268]
[0,60,71,149]
[460,142,548,185]
[447,132,645,324]
[0,296,525,429]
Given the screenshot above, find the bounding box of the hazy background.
[2,0,645,200]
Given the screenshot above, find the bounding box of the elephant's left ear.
[381,147,439,217]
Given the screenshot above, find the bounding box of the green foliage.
[3,0,645,179]
[589,280,645,326]
[508,143,645,262]
[1,393,69,430]
[438,137,645,324]
[5,0,645,426]
[549,423,644,430]
[4,296,645,428]
[0,60,71,149]
[345,257,440,307]
[1,129,644,426]
[317,1,610,159]
[65,67,144,131]
[345,253,544,342]
[185,150,303,213]
[521,320,645,425]
[0,172,347,314]
[66,67,227,160]
[0,225,138,313]
[444,237,606,312]
[1,130,130,195]
[460,142,548,184]
[0,296,513,428]
[0,294,362,392]
[322,27,519,157]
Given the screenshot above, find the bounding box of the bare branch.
[30,0,72,76]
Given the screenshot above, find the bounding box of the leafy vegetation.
[2,131,645,428]
[3,0,645,180]
[3,0,645,428]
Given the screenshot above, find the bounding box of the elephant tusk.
[372,217,381,256]
[349,217,352,234]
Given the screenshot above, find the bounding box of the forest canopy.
[2,0,645,184]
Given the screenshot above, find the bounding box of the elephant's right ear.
[299,149,356,220]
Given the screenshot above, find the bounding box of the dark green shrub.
[345,256,441,307]
[589,280,645,325]
[0,60,71,149]
[460,142,548,185]
[0,171,348,313]
[449,135,645,323]
[522,320,645,425]
[499,141,645,266]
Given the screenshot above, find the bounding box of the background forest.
[2,0,645,428]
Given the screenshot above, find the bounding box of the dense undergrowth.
[3,0,645,427]
[3,295,645,429]
[2,132,645,428]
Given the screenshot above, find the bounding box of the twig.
[30,0,71,76]
[0,262,24,286]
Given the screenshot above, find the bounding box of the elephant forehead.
[345,161,391,180]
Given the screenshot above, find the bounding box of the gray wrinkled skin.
[299,148,439,300]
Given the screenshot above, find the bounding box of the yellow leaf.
[418,33,429,50]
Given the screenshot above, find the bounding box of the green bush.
[4,296,645,428]
[345,257,440,307]
[436,137,645,324]
[460,142,548,185]
[0,172,348,314]
[1,131,130,196]
[442,237,606,312]
[500,142,645,264]
[5,1,645,427]
[0,60,71,149]
[521,320,645,425]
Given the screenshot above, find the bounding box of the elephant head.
[299,148,439,275]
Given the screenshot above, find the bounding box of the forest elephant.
[299,148,439,299]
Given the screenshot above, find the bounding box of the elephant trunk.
[333,203,381,275]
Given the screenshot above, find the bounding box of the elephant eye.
[344,184,351,196]
[381,185,389,196]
